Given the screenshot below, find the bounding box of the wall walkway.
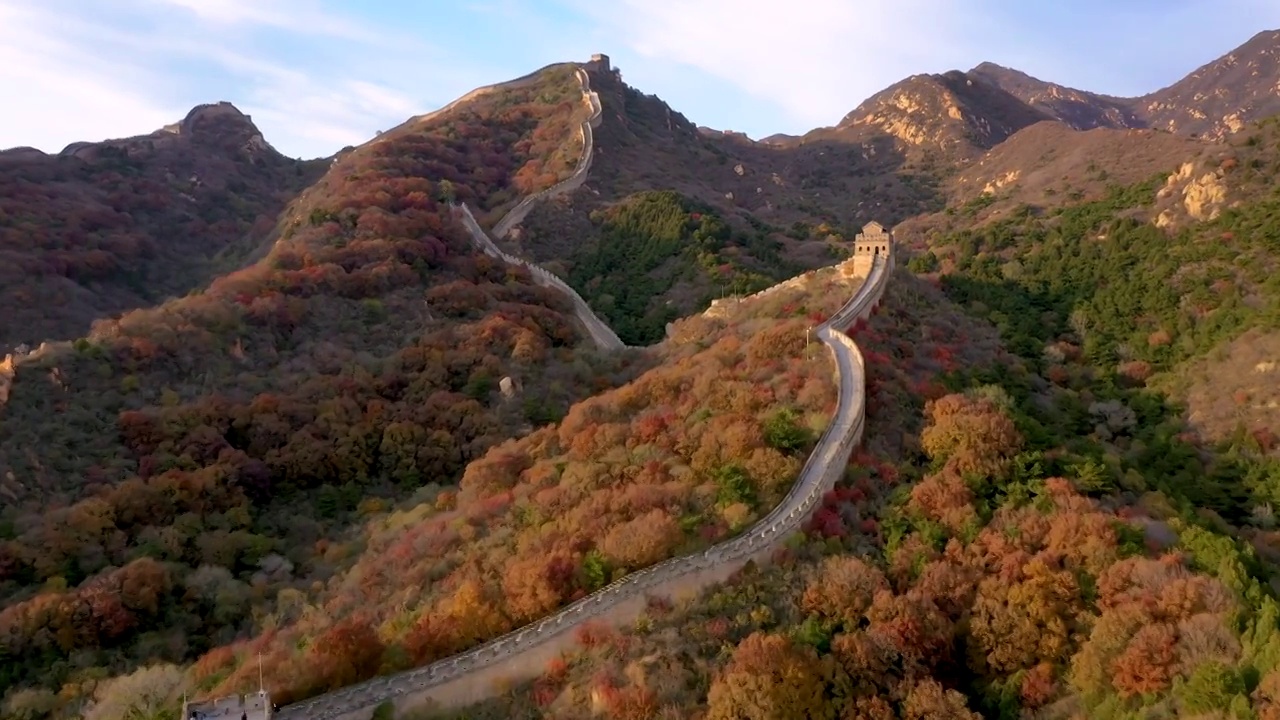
[277,251,894,720]
[491,68,603,240]
[454,204,625,351]
[276,57,898,720]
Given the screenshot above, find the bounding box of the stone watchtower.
[586,53,611,72]
[850,221,893,277]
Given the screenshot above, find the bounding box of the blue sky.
[2,0,1278,159]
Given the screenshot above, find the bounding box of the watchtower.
[851,221,893,276]
[587,53,611,72]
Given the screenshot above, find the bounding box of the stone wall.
[491,67,603,239]
[275,248,894,720]
[454,204,625,351]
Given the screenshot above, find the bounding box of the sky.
[2,0,1279,160]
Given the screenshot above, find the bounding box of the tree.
[598,509,683,569]
[901,679,982,720]
[84,663,187,720]
[801,556,888,628]
[920,393,1023,479]
[310,615,386,691]
[763,407,812,453]
[706,632,835,720]
[967,559,1082,677]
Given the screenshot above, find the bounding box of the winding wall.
[491,68,603,240]
[276,251,894,720]
[454,204,625,351]
[447,64,623,351]
[277,56,898,720]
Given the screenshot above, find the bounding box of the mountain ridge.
[6,27,1280,720]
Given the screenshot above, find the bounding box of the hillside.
[0,103,327,350]
[0,62,645,712]
[482,63,944,345]
[968,62,1143,131]
[438,119,1280,720]
[198,257,878,706]
[818,70,1055,162]
[7,26,1280,720]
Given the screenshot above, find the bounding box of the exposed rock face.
[838,71,1053,152]
[0,355,14,408]
[1139,30,1280,139]
[969,62,1142,130]
[1155,161,1228,226]
[1182,172,1228,220]
[499,376,517,400]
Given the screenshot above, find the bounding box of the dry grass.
[1157,328,1280,456]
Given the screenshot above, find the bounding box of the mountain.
[0,102,328,350]
[1139,28,1280,137]
[971,29,1280,138]
[826,70,1054,155]
[967,62,1143,130]
[5,26,1280,720]
[0,62,645,705]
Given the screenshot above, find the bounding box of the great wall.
[252,56,898,719]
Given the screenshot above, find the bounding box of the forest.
[382,123,1280,720]
[170,260,868,705]
[566,190,793,345]
[0,63,643,718]
[0,113,327,348]
[8,51,1280,720]
[437,261,1280,720]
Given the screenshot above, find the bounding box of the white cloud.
[569,0,1003,131]
[0,3,179,149]
[145,0,388,43]
[0,0,456,158]
[5,0,1278,159]
[566,0,1280,135]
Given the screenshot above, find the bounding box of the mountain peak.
[830,70,1052,158]
[146,101,279,157]
[160,101,265,142]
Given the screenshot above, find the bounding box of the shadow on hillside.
[938,271,1255,525]
[584,69,945,230]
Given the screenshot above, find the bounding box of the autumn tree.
[801,556,888,628]
[967,558,1083,677]
[84,663,188,720]
[598,509,684,569]
[309,616,386,691]
[901,679,982,720]
[706,632,835,720]
[920,392,1023,478]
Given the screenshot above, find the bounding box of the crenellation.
[586,53,611,73]
[184,691,272,720]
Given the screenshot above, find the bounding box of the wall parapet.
[276,244,894,720]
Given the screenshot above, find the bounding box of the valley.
[3,27,1280,720]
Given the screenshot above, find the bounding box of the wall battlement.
[586,53,611,72]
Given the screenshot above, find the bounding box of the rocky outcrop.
[1155,161,1229,227]
[0,355,14,408]
[276,248,896,720]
